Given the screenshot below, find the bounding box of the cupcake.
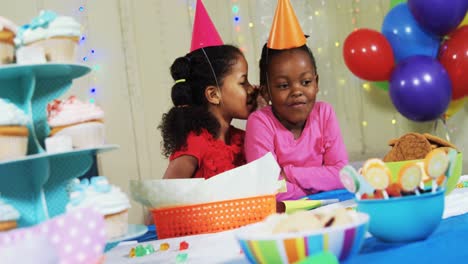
[0,99,29,161]
[47,96,105,149]
[0,17,17,64]
[66,176,131,239]
[0,198,20,231]
[15,10,81,63]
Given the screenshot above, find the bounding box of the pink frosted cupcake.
[14,10,81,63]
[0,17,17,64]
[47,96,105,149]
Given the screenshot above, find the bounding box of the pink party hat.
[190,0,223,52]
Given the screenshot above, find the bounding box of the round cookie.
[395,133,432,160]
[423,133,459,151]
[388,138,398,147]
[383,145,405,162]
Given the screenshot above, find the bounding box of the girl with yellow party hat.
[160,0,259,179]
[245,0,348,201]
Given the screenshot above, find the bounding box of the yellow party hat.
[267,0,307,49]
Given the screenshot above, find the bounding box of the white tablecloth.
[106,183,468,264]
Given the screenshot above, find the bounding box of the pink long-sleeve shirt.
[245,101,348,201]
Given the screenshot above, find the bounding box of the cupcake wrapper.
[0,135,28,161]
[53,122,105,149]
[45,135,73,154]
[29,38,78,63]
[104,210,128,239]
[0,42,14,64]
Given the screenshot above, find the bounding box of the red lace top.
[170,126,246,179]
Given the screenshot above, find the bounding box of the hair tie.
[177,104,190,108]
[175,79,186,84]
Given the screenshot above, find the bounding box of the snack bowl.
[356,189,444,242]
[385,152,462,195]
[235,212,369,263]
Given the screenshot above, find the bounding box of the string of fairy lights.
[76,2,99,104]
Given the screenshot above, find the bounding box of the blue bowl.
[356,189,444,242]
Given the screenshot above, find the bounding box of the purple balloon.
[389,56,452,122]
[408,0,467,36]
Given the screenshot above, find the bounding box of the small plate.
[107,224,148,244]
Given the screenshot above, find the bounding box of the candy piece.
[135,245,147,257]
[160,242,170,251]
[356,174,375,195]
[363,163,391,190]
[362,158,386,175]
[129,248,136,258]
[130,244,156,257]
[445,149,458,179]
[179,241,189,251]
[339,165,360,193]
[386,182,402,197]
[176,253,188,263]
[424,149,449,179]
[374,190,384,199]
[398,163,422,192]
[361,193,371,200]
[145,244,155,254]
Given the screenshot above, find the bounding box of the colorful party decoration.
[343,0,467,123]
[459,12,468,27]
[343,28,394,81]
[389,56,452,122]
[382,3,440,61]
[0,208,106,264]
[407,0,468,36]
[390,0,406,9]
[438,25,468,100]
[190,0,223,52]
[267,0,306,50]
[443,98,466,120]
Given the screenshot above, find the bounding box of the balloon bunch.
[343,0,468,122]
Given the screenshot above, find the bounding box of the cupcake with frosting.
[15,10,81,63]
[47,96,105,149]
[0,17,17,64]
[0,99,29,161]
[66,176,131,239]
[0,198,20,231]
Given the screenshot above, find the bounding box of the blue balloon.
[389,56,452,122]
[408,0,468,36]
[382,4,441,61]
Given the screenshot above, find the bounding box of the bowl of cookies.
[235,208,369,264]
[383,133,462,195]
[340,145,456,242]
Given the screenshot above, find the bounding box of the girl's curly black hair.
[259,43,318,87]
[159,45,244,157]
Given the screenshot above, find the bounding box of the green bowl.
[385,153,463,195]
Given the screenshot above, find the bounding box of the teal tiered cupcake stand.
[0,64,145,249]
[0,63,118,227]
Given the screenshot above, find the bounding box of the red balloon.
[343,28,395,81]
[439,25,468,100]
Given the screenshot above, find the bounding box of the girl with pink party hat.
[160,0,259,179]
[245,0,348,201]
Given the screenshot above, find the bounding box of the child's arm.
[281,105,347,196]
[163,156,198,179]
[245,113,309,200]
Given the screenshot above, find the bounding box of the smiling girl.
[244,0,348,200]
